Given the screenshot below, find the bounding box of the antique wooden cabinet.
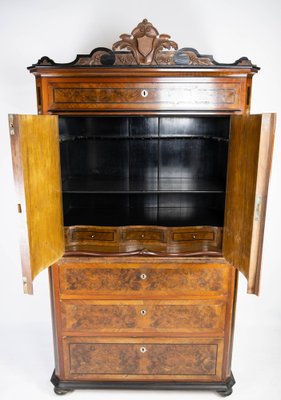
[9,20,275,396]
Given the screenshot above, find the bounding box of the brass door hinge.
[9,115,15,135]
[254,195,262,222]
[22,276,28,294]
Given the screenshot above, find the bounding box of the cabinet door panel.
[223,113,275,294]
[9,115,64,294]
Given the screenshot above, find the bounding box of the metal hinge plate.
[22,276,28,294]
[9,115,15,135]
[254,195,262,222]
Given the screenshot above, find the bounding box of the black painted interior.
[59,116,230,227]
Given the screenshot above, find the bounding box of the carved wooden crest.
[112,19,178,65]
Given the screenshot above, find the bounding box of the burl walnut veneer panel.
[63,337,223,380]
[58,262,230,298]
[60,299,226,335]
[46,79,245,113]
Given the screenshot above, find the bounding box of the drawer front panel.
[172,231,214,242]
[47,80,244,112]
[71,229,116,242]
[123,229,164,242]
[59,263,229,298]
[60,300,226,334]
[64,337,223,379]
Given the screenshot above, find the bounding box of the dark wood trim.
[51,370,235,396]
[28,48,258,70]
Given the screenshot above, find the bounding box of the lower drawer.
[63,337,224,380]
[59,262,229,298]
[60,299,226,335]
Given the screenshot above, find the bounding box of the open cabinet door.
[9,115,64,294]
[223,113,275,295]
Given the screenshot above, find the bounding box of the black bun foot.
[217,387,233,397]
[54,387,73,395]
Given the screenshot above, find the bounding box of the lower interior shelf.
[63,207,224,227]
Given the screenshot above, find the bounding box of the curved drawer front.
[59,262,229,298]
[47,79,245,112]
[60,299,226,335]
[63,337,223,380]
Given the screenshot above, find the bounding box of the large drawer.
[46,78,245,112]
[58,262,230,298]
[60,299,226,335]
[63,337,224,380]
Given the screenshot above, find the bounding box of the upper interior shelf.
[62,177,225,194]
[27,19,259,70]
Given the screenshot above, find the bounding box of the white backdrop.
[0,1,280,399]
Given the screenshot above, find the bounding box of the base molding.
[51,370,235,397]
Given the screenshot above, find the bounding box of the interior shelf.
[63,206,224,227]
[62,177,226,194]
[59,135,229,142]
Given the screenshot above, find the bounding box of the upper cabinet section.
[28,19,258,115]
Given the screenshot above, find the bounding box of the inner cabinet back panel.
[59,116,229,227]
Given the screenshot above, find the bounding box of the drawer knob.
[141,89,148,98]
[140,309,147,316]
[91,234,96,238]
[192,234,196,239]
[141,234,145,238]
[140,346,147,353]
[140,273,147,280]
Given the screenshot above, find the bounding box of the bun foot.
[217,388,233,397]
[54,387,73,395]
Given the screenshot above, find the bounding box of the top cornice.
[27,19,259,71]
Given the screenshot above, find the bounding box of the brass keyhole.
[140,346,147,353]
[141,89,148,97]
[140,273,147,280]
[140,309,147,316]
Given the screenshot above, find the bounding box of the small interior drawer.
[71,228,116,242]
[123,229,164,242]
[172,231,214,242]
